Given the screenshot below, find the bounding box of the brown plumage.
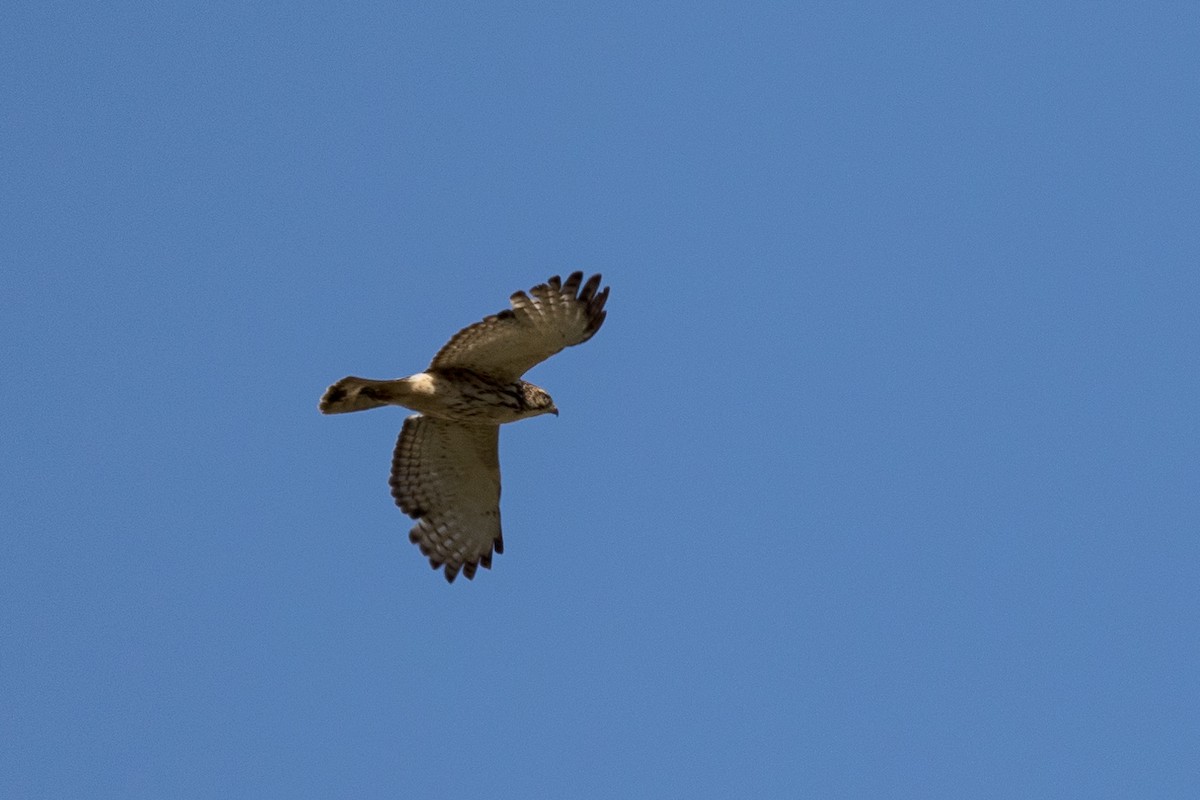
[320,272,609,582]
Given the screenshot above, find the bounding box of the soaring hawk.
[320,272,609,582]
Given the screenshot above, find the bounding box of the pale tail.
[319,376,403,414]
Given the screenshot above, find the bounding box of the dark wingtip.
[561,272,583,295]
[578,273,601,301]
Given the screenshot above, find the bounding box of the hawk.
[320,272,609,582]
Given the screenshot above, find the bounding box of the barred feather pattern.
[429,271,609,382]
[390,415,503,582]
[321,273,608,582]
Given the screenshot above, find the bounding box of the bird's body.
[320,272,609,582]
[321,369,555,424]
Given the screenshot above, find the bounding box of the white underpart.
[406,372,438,395]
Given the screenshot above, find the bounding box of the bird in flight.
[320,272,609,582]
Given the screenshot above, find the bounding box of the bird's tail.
[319,376,405,414]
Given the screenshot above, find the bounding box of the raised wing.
[390,416,503,582]
[429,272,609,382]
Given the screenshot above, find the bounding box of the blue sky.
[3,3,1198,797]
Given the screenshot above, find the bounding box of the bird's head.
[520,382,559,417]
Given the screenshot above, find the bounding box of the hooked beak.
[549,405,559,417]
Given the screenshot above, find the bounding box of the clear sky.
[3,3,1198,798]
